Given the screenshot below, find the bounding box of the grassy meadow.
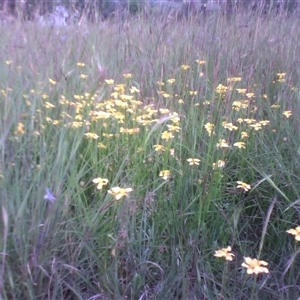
[1,9,300,300]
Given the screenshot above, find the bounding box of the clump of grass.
[1,9,300,299]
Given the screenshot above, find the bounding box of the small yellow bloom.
[246,93,255,99]
[162,93,171,98]
[259,120,270,126]
[97,142,107,149]
[236,88,247,94]
[249,123,262,131]
[108,187,133,200]
[44,101,55,108]
[129,86,139,93]
[277,73,286,78]
[105,79,114,85]
[167,78,176,83]
[166,125,181,132]
[215,84,228,94]
[283,111,292,118]
[216,139,229,148]
[120,127,140,134]
[233,142,246,149]
[161,130,174,141]
[237,181,251,192]
[214,246,235,261]
[241,257,269,275]
[195,60,206,65]
[187,158,201,166]
[181,64,190,70]
[286,226,300,241]
[212,160,226,169]
[123,73,132,79]
[277,73,286,82]
[271,104,280,109]
[227,77,241,82]
[204,122,215,136]
[85,132,99,139]
[49,78,57,85]
[15,122,25,135]
[5,60,12,65]
[159,108,170,114]
[77,62,86,67]
[241,132,249,139]
[222,122,238,131]
[159,170,171,180]
[153,144,166,152]
[92,178,109,190]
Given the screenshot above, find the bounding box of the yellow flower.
[237,181,251,192]
[246,93,255,99]
[5,60,12,65]
[283,111,292,118]
[77,62,86,67]
[181,64,190,70]
[161,130,174,141]
[241,132,249,139]
[120,127,140,134]
[277,73,286,82]
[108,187,133,200]
[233,142,246,149]
[215,84,228,94]
[236,88,247,94]
[123,73,132,79]
[189,91,197,95]
[153,144,166,152]
[216,139,229,148]
[129,86,139,93]
[195,60,206,65]
[214,246,235,261]
[249,123,262,131]
[167,125,181,132]
[227,77,241,82]
[167,78,176,83]
[222,122,238,131]
[15,122,25,135]
[204,122,215,136]
[97,142,107,149]
[49,78,57,85]
[159,170,171,180]
[159,108,170,114]
[44,102,55,108]
[212,160,226,169]
[80,74,88,79]
[277,73,286,78]
[105,79,114,85]
[259,120,270,126]
[271,104,280,109]
[187,158,201,165]
[85,132,99,139]
[286,226,300,241]
[93,178,109,190]
[241,257,269,275]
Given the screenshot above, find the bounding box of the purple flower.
[44,188,56,203]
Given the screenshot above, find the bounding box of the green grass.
[1,9,300,300]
